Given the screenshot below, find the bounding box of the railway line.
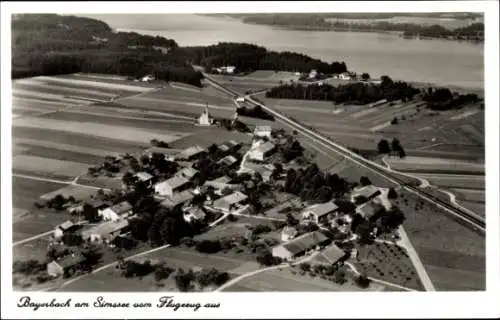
[202,74,485,234]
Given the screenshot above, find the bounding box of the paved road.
[12,230,54,246]
[397,226,436,291]
[203,74,484,233]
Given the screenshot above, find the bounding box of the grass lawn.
[168,128,252,149]
[13,210,70,241]
[12,176,68,210]
[18,144,105,165]
[223,267,387,292]
[39,185,100,201]
[396,190,485,291]
[352,242,424,291]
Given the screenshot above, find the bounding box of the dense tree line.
[183,42,347,74]
[266,76,419,105]
[284,164,351,203]
[236,105,275,121]
[238,13,483,41]
[422,87,480,111]
[12,14,203,86]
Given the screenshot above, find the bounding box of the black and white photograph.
[1,1,499,319]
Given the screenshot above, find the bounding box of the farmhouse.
[350,185,382,203]
[154,176,190,197]
[281,226,298,242]
[203,176,241,193]
[53,220,77,239]
[46,251,86,277]
[160,189,195,210]
[339,72,351,80]
[98,201,133,222]
[248,141,276,162]
[308,69,318,79]
[316,244,347,265]
[253,125,272,139]
[212,191,248,214]
[217,155,239,168]
[218,140,240,154]
[175,145,206,161]
[183,206,206,223]
[243,162,276,182]
[175,167,199,181]
[356,201,384,220]
[272,231,329,261]
[134,171,153,184]
[302,201,339,224]
[81,219,130,243]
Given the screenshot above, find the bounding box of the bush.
[154,264,174,282]
[195,240,222,254]
[355,274,371,288]
[256,249,282,266]
[387,187,398,199]
[227,214,237,222]
[13,260,45,275]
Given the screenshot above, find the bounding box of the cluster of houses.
[270,183,393,266]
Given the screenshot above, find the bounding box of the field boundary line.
[344,262,417,292]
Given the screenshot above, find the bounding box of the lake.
[84,14,484,90]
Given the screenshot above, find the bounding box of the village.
[13,103,408,291]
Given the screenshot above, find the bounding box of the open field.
[417,173,485,190]
[353,242,424,291]
[12,176,67,209]
[39,184,100,201]
[385,156,484,175]
[223,267,388,292]
[12,155,89,179]
[396,190,485,290]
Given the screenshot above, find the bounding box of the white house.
[302,201,339,225]
[53,220,76,239]
[281,226,298,242]
[253,125,272,139]
[160,189,195,210]
[183,206,206,223]
[80,219,129,243]
[175,167,199,181]
[339,72,351,81]
[46,251,86,277]
[154,175,190,197]
[175,145,206,161]
[134,171,154,186]
[236,97,245,103]
[272,231,328,261]
[141,75,155,82]
[98,201,133,222]
[308,69,318,79]
[248,141,276,162]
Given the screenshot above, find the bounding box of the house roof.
[252,141,275,154]
[282,226,298,237]
[177,167,199,179]
[176,145,205,159]
[318,244,346,264]
[352,185,381,200]
[303,202,339,218]
[58,220,75,231]
[254,125,272,134]
[146,147,180,157]
[280,231,328,256]
[184,206,206,220]
[87,199,108,209]
[81,219,129,238]
[218,144,230,152]
[107,201,133,215]
[160,189,195,208]
[227,140,240,147]
[53,251,86,269]
[135,171,153,182]
[356,201,382,219]
[218,155,238,166]
[157,175,190,190]
[213,191,248,210]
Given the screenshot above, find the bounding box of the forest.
[266,75,420,105]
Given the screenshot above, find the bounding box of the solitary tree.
[361,73,370,81]
[377,139,391,154]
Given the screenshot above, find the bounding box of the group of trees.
[351,205,406,243]
[266,76,419,105]
[236,105,275,121]
[422,87,480,111]
[183,42,347,74]
[174,267,229,292]
[284,164,351,203]
[377,138,406,159]
[12,14,204,86]
[238,13,484,42]
[37,194,76,211]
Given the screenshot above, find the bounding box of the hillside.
[12,14,203,86]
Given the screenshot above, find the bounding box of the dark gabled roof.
[281,231,328,255]
[318,244,346,264]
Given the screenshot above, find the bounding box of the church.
[197,103,214,126]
